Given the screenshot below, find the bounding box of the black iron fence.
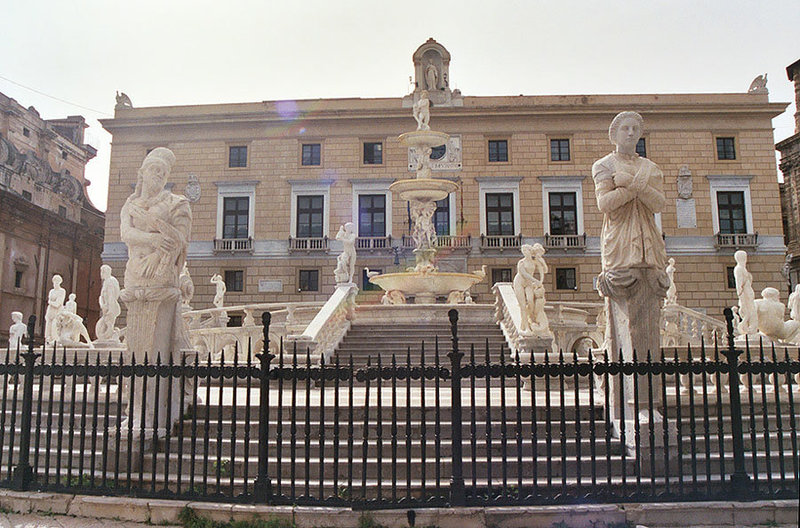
[0,310,798,507]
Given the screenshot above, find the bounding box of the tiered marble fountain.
[368,91,485,304]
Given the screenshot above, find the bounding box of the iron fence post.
[722,307,752,499]
[12,315,40,491]
[254,312,274,502]
[447,309,466,505]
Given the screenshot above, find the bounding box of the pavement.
[0,512,177,527]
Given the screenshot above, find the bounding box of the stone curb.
[0,490,796,527]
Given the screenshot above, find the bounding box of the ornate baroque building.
[778,58,800,290]
[0,91,104,344]
[101,39,787,320]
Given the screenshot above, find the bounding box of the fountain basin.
[390,178,458,201]
[369,270,485,304]
[398,130,450,150]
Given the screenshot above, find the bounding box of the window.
[227,315,243,327]
[358,194,386,237]
[726,266,736,289]
[229,146,248,168]
[302,143,321,166]
[362,268,381,291]
[223,197,249,238]
[224,270,244,292]
[296,195,324,238]
[550,139,570,162]
[485,193,514,235]
[299,269,319,292]
[22,128,30,137]
[488,140,508,162]
[492,268,512,284]
[430,144,446,160]
[556,268,577,290]
[363,142,383,165]
[21,190,32,201]
[58,205,67,218]
[716,137,736,160]
[14,270,23,288]
[548,192,577,235]
[434,197,450,236]
[636,138,647,157]
[717,191,747,234]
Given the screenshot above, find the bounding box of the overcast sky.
[1,0,797,211]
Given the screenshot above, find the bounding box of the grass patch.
[178,507,294,528]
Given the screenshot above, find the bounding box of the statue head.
[668,257,675,266]
[100,264,112,279]
[761,287,780,302]
[11,311,22,324]
[609,111,644,150]
[68,293,76,302]
[135,147,176,199]
[52,274,62,287]
[343,222,354,234]
[734,249,748,265]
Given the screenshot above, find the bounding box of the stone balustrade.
[661,303,726,349]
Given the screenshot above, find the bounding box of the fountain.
[368,91,485,304]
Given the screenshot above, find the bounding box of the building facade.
[101,40,787,320]
[778,58,800,291]
[0,91,104,344]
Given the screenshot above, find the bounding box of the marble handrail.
[285,283,358,364]
[661,303,726,348]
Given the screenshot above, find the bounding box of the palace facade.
[0,91,104,343]
[100,39,788,320]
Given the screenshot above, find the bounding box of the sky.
[1,0,798,211]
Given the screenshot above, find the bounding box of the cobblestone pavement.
[0,512,179,528]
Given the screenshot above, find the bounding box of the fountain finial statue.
[413,90,431,131]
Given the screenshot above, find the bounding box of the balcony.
[544,233,586,250]
[213,237,254,253]
[356,235,393,252]
[289,236,329,253]
[714,232,758,249]
[400,234,472,251]
[479,234,522,252]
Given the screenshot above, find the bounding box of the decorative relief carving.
[184,174,201,203]
[408,135,462,171]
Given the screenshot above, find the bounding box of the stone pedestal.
[512,333,554,390]
[597,266,669,441]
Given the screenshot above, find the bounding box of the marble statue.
[179,263,194,309]
[44,274,66,345]
[425,60,438,91]
[64,293,79,342]
[381,289,406,305]
[115,91,133,109]
[748,74,768,94]
[446,290,465,305]
[210,273,226,309]
[512,243,549,335]
[593,111,669,436]
[119,147,192,435]
[664,258,677,306]
[9,312,26,351]
[755,287,800,344]
[788,284,800,322]
[334,223,357,284]
[54,307,94,348]
[733,250,758,335]
[95,264,121,343]
[411,200,437,250]
[413,90,431,131]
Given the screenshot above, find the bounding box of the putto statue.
[755,287,800,344]
[334,222,357,284]
[9,312,27,351]
[413,90,431,131]
[210,273,226,309]
[95,264,121,343]
[513,243,549,335]
[733,250,758,335]
[119,147,192,434]
[44,274,66,345]
[179,263,195,310]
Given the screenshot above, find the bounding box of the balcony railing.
[480,234,522,251]
[400,234,472,250]
[544,233,586,250]
[213,237,254,253]
[356,235,393,251]
[289,236,329,252]
[714,232,758,249]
